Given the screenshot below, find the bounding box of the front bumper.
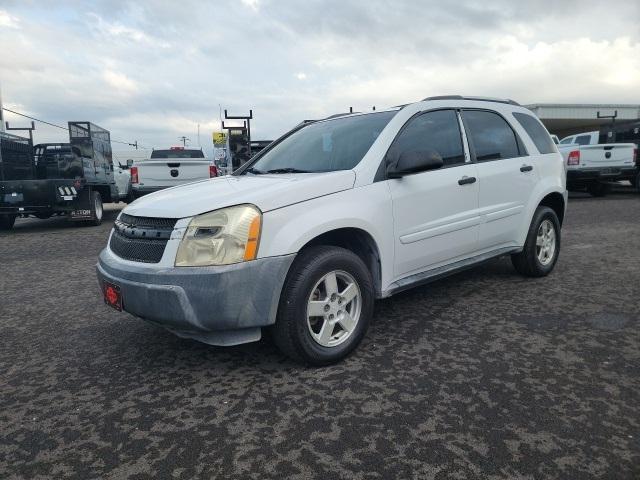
[97,249,296,346]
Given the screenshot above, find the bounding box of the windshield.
[151,149,205,159]
[244,111,396,174]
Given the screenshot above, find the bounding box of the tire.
[0,214,16,230]
[587,182,609,197]
[89,191,103,226]
[124,186,136,204]
[272,246,375,366]
[511,206,561,277]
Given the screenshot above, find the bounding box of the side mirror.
[126,159,134,168]
[387,150,444,178]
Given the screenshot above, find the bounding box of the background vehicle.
[114,160,134,203]
[131,147,217,197]
[599,120,640,190]
[98,96,567,366]
[558,130,637,196]
[0,122,118,229]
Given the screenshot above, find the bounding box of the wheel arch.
[296,227,384,298]
[91,185,114,203]
[538,191,566,226]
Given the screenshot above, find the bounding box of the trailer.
[0,121,119,230]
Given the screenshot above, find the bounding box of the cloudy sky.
[1,0,639,159]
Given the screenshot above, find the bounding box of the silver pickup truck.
[558,131,637,196]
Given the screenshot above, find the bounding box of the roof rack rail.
[422,95,520,106]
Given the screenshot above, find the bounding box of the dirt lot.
[1,190,639,479]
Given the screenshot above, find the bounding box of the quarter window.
[512,112,556,154]
[388,110,465,168]
[462,110,522,161]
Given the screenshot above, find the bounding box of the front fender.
[257,183,396,291]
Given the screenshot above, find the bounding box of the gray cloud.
[1,0,639,158]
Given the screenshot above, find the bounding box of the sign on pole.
[212,131,227,147]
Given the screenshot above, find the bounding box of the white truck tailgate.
[136,159,210,188]
[578,144,635,168]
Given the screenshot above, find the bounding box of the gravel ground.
[1,190,639,480]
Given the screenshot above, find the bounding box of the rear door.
[387,109,480,278]
[462,109,536,250]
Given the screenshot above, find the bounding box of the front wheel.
[587,182,609,197]
[272,246,374,366]
[511,206,561,277]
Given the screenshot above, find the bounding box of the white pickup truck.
[558,131,637,196]
[131,147,218,198]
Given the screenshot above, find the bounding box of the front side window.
[387,109,465,168]
[559,137,574,145]
[462,110,521,161]
[243,111,396,174]
[512,112,556,154]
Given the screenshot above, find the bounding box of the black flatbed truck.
[0,122,119,230]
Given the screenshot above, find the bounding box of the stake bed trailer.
[0,122,119,229]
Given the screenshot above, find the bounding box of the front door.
[386,109,481,279]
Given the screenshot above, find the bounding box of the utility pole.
[178,136,190,147]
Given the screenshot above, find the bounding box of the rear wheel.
[34,211,52,220]
[511,206,561,277]
[587,182,609,197]
[272,246,374,366]
[89,191,103,226]
[0,214,16,230]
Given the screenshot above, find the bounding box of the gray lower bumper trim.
[97,250,296,344]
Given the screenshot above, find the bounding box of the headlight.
[175,204,261,267]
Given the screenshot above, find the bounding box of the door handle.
[520,165,533,172]
[458,176,477,185]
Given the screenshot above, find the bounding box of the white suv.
[97,96,566,365]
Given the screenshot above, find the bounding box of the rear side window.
[462,110,522,161]
[388,109,465,167]
[574,135,591,146]
[151,149,205,159]
[512,112,556,154]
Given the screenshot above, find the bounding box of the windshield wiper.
[244,167,266,175]
[264,168,312,174]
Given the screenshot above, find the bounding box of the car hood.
[123,170,356,218]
